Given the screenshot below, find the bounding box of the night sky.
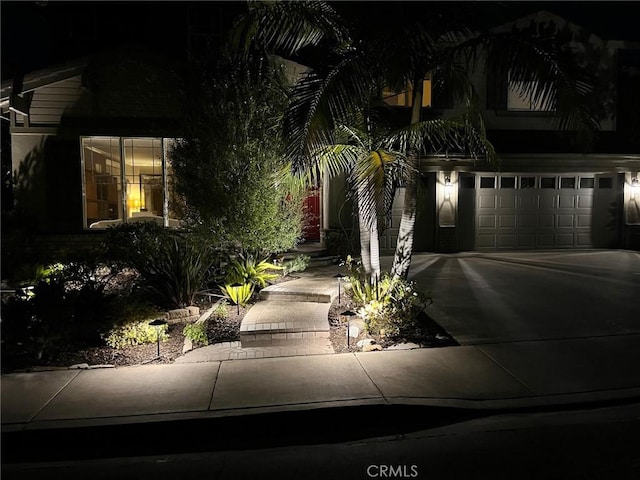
[1,1,639,81]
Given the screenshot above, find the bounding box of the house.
[320,11,640,253]
[1,10,639,276]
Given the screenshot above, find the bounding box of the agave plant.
[225,251,283,288]
[220,282,254,307]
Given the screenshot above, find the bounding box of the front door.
[302,187,321,241]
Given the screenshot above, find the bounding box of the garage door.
[474,174,604,249]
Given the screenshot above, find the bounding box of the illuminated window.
[81,137,181,229]
[382,76,432,107]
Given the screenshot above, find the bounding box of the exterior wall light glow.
[444,175,453,197]
[632,177,639,189]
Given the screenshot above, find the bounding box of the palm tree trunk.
[391,83,422,280]
[357,186,373,276]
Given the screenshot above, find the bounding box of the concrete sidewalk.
[3,338,640,433]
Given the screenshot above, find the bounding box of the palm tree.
[231,0,599,279]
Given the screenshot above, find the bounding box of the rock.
[68,363,89,370]
[88,364,115,369]
[363,344,383,352]
[357,338,376,348]
[182,337,194,354]
[386,342,421,351]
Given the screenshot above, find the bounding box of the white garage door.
[475,174,601,249]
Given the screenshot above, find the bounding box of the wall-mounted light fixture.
[444,175,453,197]
[632,177,639,189]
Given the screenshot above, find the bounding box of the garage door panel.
[577,195,593,208]
[517,233,535,248]
[559,195,576,208]
[538,215,555,228]
[539,195,557,208]
[577,215,591,227]
[499,215,516,228]
[477,234,497,248]
[497,234,516,247]
[557,215,574,228]
[499,194,516,208]
[557,233,574,247]
[478,195,497,209]
[517,215,536,228]
[576,233,592,246]
[538,233,555,247]
[478,215,496,228]
[517,195,538,209]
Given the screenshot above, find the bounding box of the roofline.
[0,57,89,103]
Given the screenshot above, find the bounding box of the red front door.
[302,187,321,241]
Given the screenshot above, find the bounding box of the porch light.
[632,177,639,189]
[149,318,167,358]
[444,175,453,197]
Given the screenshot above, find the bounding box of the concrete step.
[239,301,331,348]
[259,276,339,303]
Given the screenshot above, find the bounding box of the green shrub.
[342,257,432,339]
[104,223,219,309]
[183,322,209,346]
[282,254,310,276]
[103,320,169,349]
[213,299,229,319]
[221,282,254,307]
[225,252,283,288]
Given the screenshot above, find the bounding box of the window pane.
[560,177,576,189]
[520,177,536,189]
[480,177,496,188]
[541,177,556,188]
[579,177,595,189]
[124,138,164,221]
[500,177,515,189]
[82,137,122,228]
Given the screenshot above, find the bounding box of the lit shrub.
[103,320,169,350]
[282,254,310,276]
[183,322,209,346]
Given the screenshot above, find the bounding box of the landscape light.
[149,318,167,358]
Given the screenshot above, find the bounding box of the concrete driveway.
[381,250,640,345]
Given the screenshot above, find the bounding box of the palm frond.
[229,0,351,57]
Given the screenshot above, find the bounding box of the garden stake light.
[149,318,167,358]
[231,283,244,315]
[333,273,344,304]
[341,310,357,347]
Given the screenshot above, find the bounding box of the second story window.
[382,76,432,108]
[507,74,555,112]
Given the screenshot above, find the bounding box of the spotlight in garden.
[149,318,167,358]
[341,310,357,347]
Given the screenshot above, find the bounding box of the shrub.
[225,251,283,288]
[103,320,169,349]
[342,256,432,339]
[282,254,310,276]
[183,322,209,346]
[104,223,219,308]
[221,282,254,307]
[212,299,229,319]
